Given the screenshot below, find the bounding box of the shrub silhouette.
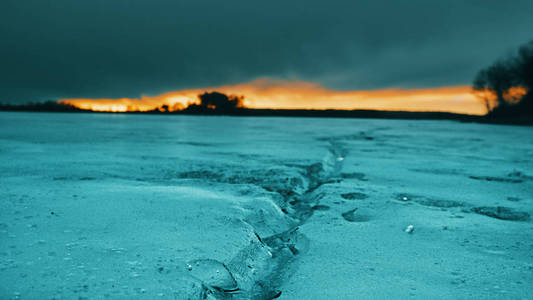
[185,91,244,114]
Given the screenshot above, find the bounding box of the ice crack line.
[186,141,347,299]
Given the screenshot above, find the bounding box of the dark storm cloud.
[1,0,533,103]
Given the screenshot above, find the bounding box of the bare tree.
[473,70,494,113]
[472,40,532,117]
[515,41,533,106]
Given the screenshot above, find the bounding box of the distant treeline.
[0,97,484,123]
[179,107,483,122]
[0,91,529,124]
[0,101,85,112]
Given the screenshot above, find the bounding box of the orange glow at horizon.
[59,79,486,115]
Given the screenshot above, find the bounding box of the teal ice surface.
[1,112,532,299]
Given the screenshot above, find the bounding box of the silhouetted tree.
[473,40,532,117]
[473,70,495,113]
[195,92,244,113]
[473,60,517,112]
[515,41,533,108]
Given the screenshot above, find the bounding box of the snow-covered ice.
[1,112,532,299]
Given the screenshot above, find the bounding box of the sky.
[1,0,533,113]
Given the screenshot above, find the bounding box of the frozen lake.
[1,112,532,299]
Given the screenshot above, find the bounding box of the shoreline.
[2,108,533,126]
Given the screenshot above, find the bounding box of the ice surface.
[1,112,532,299]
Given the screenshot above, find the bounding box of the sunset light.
[60,79,484,115]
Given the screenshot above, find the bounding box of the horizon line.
[56,79,484,115]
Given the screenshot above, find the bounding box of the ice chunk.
[404,225,414,234]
